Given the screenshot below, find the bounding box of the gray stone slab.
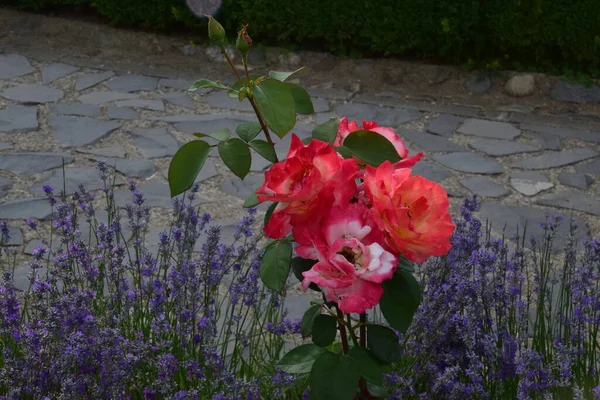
[4,227,23,246]
[457,119,521,140]
[558,173,594,190]
[426,114,463,137]
[551,81,600,104]
[49,115,120,148]
[310,98,331,113]
[114,99,164,111]
[75,71,115,91]
[154,114,253,123]
[0,105,38,133]
[0,198,54,220]
[131,128,180,158]
[470,138,540,156]
[104,74,158,92]
[163,158,218,183]
[575,159,600,177]
[0,54,35,79]
[398,129,465,152]
[77,147,126,158]
[221,175,265,200]
[460,177,509,198]
[159,78,195,91]
[50,103,101,117]
[477,202,589,250]
[411,161,452,182]
[0,177,13,199]
[0,143,12,151]
[193,219,240,250]
[536,192,600,216]
[0,152,73,174]
[106,106,139,120]
[317,103,420,127]
[30,167,123,196]
[41,63,78,84]
[432,153,504,174]
[159,92,195,108]
[114,182,209,209]
[24,239,60,255]
[204,91,254,112]
[521,123,600,144]
[92,157,156,179]
[510,171,553,196]
[284,295,314,320]
[531,132,563,151]
[1,84,64,104]
[78,91,138,105]
[513,149,598,170]
[465,73,491,94]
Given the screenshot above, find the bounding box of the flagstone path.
[1,52,600,315]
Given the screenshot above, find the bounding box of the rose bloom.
[364,161,455,262]
[296,204,397,314]
[256,134,358,239]
[335,117,423,169]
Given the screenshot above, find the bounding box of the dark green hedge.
[9,0,600,71]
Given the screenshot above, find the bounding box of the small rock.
[106,106,139,120]
[50,103,101,117]
[0,177,13,199]
[558,172,594,190]
[79,91,138,105]
[551,81,600,104]
[0,152,73,174]
[513,149,598,170]
[0,54,35,79]
[536,192,600,216]
[104,74,158,93]
[465,73,492,94]
[426,114,463,137]
[458,119,521,140]
[510,171,554,196]
[181,44,196,56]
[470,138,540,156]
[460,177,509,198]
[505,75,535,97]
[49,115,120,148]
[0,105,38,133]
[75,71,115,91]
[433,153,504,174]
[1,84,64,104]
[41,63,78,84]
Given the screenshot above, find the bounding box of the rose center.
[337,246,364,268]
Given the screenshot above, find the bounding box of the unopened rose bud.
[236,25,252,56]
[207,15,226,47]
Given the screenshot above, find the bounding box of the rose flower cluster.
[256,118,455,314]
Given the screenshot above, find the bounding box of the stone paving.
[1,53,600,316]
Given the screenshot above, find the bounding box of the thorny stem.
[221,46,279,163]
[336,307,349,354]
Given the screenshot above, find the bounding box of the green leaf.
[291,257,320,292]
[311,315,337,347]
[193,128,231,141]
[260,239,292,292]
[366,324,402,364]
[397,255,415,273]
[249,140,278,163]
[335,146,354,159]
[286,83,314,114]
[300,305,322,338]
[343,130,401,166]
[268,67,307,82]
[236,122,263,142]
[243,192,260,208]
[168,140,211,197]
[380,270,421,333]
[310,352,359,400]
[367,383,389,398]
[228,75,261,98]
[347,347,383,386]
[189,79,231,91]
[264,202,278,226]
[253,78,296,138]
[218,138,251,180]
[277,344,325,374]
[312,118,339,145]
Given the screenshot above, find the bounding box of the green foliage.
[379,269,421,333]
[259,239,292,292]
[168,140,211,197]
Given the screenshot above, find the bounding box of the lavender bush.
[0,162,305,399]
[387,197,600,400]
